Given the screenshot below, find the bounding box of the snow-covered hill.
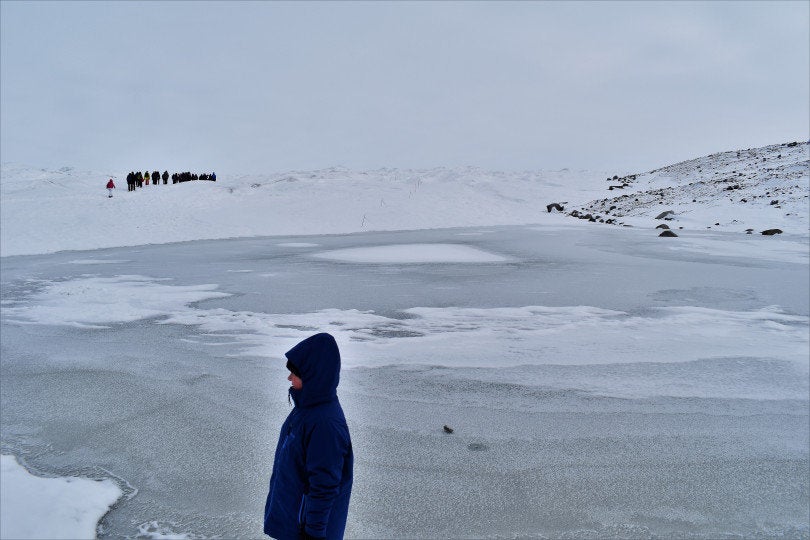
[0,141,807,257]
[563,140,809,235]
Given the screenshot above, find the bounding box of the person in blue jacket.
[264,333,354,540]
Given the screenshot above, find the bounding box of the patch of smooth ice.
[277,242,319,247]
[312,243,509,263]
[0,454,122,540]
[664,235,809,264]
[66,259,129,265]
[3,275,230,328]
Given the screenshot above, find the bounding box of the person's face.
[287,371,303,390]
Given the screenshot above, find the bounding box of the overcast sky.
[1,1,808,175]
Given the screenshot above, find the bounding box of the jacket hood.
[285,333,341,408]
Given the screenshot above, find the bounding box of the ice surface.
[1,224,808,539]
[0,454,122,540]
[312,243,510,263]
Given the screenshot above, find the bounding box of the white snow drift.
[0,454,122,540]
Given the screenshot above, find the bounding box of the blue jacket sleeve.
[303,420,349,538]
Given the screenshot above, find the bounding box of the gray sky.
[1,1,808,175]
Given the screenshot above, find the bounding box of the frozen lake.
[2,224,808,539]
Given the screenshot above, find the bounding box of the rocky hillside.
[559,141,809,236]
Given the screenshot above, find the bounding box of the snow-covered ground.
[1,141,808,539]
[2,140,805,259]
[0,165,608,258]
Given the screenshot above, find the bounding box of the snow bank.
[0,454,122,540]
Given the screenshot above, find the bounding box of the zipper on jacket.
[297,494,307,526]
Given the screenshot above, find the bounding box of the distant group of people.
[124,170,216,192]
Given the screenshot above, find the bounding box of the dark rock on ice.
[659,230,678,237]
[443,425,454,434]
[546,203,564,213]
[655,210,674,219]
[761,229,783,235]
[656,224,670,230]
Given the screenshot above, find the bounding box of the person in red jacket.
[106,178,115,198]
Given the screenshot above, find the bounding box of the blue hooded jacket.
[264,333,353,540]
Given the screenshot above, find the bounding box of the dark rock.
[655,210,674,219]
[740,198,747,203]
[761,229,783,235]
[613,175,619,180]
[659,230,678,237]
[655,224,670,229]
[443,425,454,434]
[770,200,779,205]
[546,202,564,213]
[570,210,580,218]
[609,206,616,211]
[787,141,798,147]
